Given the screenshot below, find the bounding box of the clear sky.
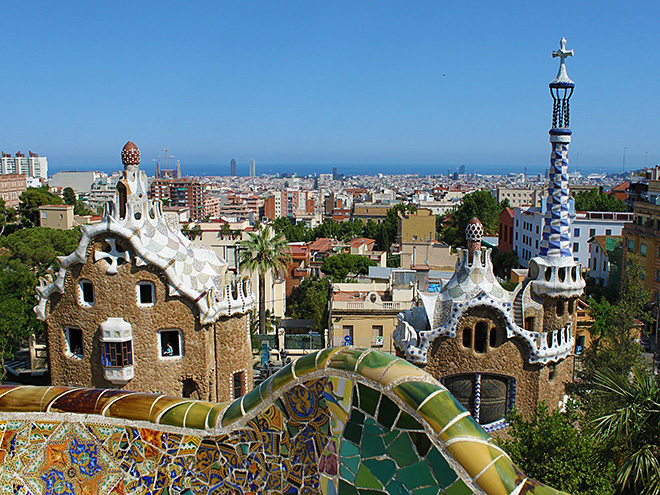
[2,1,659,173]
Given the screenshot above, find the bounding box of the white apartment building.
[1,152,48,180]
[588,236,622,287]
[513,202,633,269]
[495,187,545,208]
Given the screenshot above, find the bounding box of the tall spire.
[539,38,575,259]
[528,39,584,298]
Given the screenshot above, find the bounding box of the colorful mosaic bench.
[0,347,567,495]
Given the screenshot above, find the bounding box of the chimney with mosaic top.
[529,39,585,300]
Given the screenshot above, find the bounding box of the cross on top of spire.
[550,38,574,86]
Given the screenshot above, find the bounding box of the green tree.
[239,226,292,334]
[62,187,76,205]
[287,277,331,332]
[492,249,519,278]
[591,368,660,495]
[320,253,376,282]
[574,188,627,213]
[18,187,63,227]
[498,402,615,495]
[0,259,42,380]
[452,190,503,241]
[582,254,651,379]
[0,227,81,275]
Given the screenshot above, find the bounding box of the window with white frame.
[136,281,155,307]
[99,317,134,384]
[158,329,182,358]
[79,280,95,307]
[64,327,84,359]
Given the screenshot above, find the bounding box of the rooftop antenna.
[576,152,579,173]
[645,151,648,168]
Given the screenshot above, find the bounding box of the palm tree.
[592,368,660,495]
[239,225,291,334]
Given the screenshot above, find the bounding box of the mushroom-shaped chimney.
[465,217,484,259]
[121,141,140,170]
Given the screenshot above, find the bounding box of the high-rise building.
[1,151,48,180]
[230,159,236,177]
[249,159,256,177]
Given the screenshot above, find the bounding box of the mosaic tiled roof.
[0,347,569,495]
[35,142,254,324]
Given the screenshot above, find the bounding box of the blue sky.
[2,1,659,173]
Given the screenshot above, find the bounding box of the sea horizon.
[48,161,630,179]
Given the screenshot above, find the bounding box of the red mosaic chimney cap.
[121,141,140,168]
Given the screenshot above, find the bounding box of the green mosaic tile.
[257,374,274,401]
[270,363,295,393]
[342,451,361,476]
[476,456,524,495]
[443,479,474,495]
[417,392,468,434]
[382,429,400,446]
[357,383,380,417]
[386,432,418,467]
[396,411,424,430]
[361,429,387,458]
[349,409,365,425]
[358,490,386,495]
[413,487,442,495]
[341,463,357,483]
[328,347,367,373]
[426,447,458,488]
[440,415,489,443]
[341,439,360,458]
[159,403,193,427]
[343,421,363,445]
[445,440,505,480]
[398,460,437,491]
[294,352,318,377]
[376,394,399,429]
[338,478,359,494]
[183,402,214,429]
[385,478,410,495]
[392,381,443,411]
[355,464,383,490]
[364,458,396,485]
[355,349,398,382]
[220,398,244,427]
[315,347,343,369]
[206,402,228,428]
[409,431,431,457]
[241,387,262,414]
[363,418,386,436]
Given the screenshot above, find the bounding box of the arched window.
[443,373,514,430]
[556,300,565,316]
[462,327,472,348]
[474,322,487,353]
[489,327,498,348]
[568,299,575,314]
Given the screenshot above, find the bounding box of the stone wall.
[46,235,251,401]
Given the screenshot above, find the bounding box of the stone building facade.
[35,142,254,402]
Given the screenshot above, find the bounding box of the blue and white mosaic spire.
[539,38,575,259]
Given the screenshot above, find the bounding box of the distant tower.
[249,159,256,177]
[528,38,585,348]
[459,164,466,175]
[230,159,237,177]
[176,160,182,179]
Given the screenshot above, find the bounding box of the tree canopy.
[440,190,505,247]
[18,187,63,227]
[287,277,331,332]
[320,253,376,282]
[498,403,615,495]
[0,227,81,275]
[574,188,627,212]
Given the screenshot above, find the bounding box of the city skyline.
[3,1,660,172]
